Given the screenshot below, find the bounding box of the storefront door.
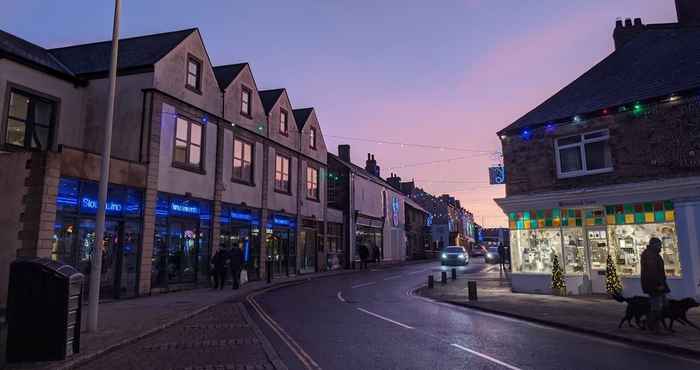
[268,229,295,276]
[167,219,199,284]
[585,227,609,293]
[299,229,317,274]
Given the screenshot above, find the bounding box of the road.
[248,260,700,370]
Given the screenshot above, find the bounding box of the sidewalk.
[4,258,434,370]
[417,265,700,357]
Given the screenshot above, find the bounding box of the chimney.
[387,173,402,191]
[676,0,700,25]
[365,153,379,177]
[613,17,645,50]
[338,144,351,162]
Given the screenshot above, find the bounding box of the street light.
[87,0,121,332]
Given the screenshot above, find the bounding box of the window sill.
[557,167,613,179]
[185,85,202,95]
[172,162,206,174]
[274,189,292,196]
[240,112,252,119]
[231,178,255,187]
[278,131,289,137]
[306,196,320,203]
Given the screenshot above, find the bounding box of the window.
[306,166,319,200]
[233,138,253,183]
[309,127,317,149]
[5,90,55,150]
[186,56,202,92]
[174,117,203,169]
[274,154,291,193]
[555,130,612,178]
[241,86,252,116]
[279,109,288,135]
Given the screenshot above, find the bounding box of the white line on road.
[451,344,522,370]
[407,269,429,275]
[383,274,403,281]
[351,281,376,289]
[337,291,346,303]
[357,308,414,329]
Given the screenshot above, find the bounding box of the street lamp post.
[87,0,121,332]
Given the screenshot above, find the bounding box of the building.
[0,27,329,304]
[495,1,700,297]
[327,145,429,267]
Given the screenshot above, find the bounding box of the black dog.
[613,293,700,331]
[613,293,650,329]
[664,298,700,331]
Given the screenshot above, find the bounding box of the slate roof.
[213,63,247,90]
[259,89,285,114]
[500,25,700,135]
[292,108,314,130]
[49,28,196,76]
[0,29,75,78]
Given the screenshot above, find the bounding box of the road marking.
[451,344,522,370]
[357,308,414,329]
[351,281,376,289]
[383,274,403,281]
[336,291,346,303]
[407,269,428,275]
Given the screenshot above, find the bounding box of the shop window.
[510,229,562,274]
[608,223,680,277]
[241,86,252,116]
[5,89,55,150]
[306,166,319,200]
[174,117,204,170]
[274,154,291,193]
[562,228,586,275]
[233,138,254,184]
[555,130,612,178]
[186,55,202,92]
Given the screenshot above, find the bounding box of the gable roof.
[292,108,314,130]
[259,88,285,114]
[0,29,75,79]
[49,28,196,76]
[500,26,700,135]
[213,63,247,90]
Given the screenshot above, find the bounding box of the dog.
[613,293,700,331]
[613,293,650,329]
[664,297,700,332]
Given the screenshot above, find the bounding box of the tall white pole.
[87,0,121,332]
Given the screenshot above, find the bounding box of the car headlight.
[458,254,465,259]
[441,253,447,259]
[486,253,494,258]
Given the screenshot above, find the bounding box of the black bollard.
[451,268,457,281]
[428,275,434,289]
[468,280,478,301]
[441,271,447,285]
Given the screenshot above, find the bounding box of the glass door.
[77,219,120,299]
[299,229,317,274]
[585,227,609,294]
[115,221,140,298]
[167,220,199,284]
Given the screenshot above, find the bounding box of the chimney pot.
[624,18,633,27]
[615,19,623,28]
[367,153,371,160]
[633,17,642,26]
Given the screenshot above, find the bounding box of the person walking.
[211,246,228,290]
[229,243,244,289]
[372,244,381,264]
[497,242,507,271]
[640,237,670,334]
[358,244,369,270]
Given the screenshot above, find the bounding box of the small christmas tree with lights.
[605,254,623,295]
[551,252,566,294]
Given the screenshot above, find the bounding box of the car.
[441,246,470,266]
[470,245,486,257]
[484,246,501,264]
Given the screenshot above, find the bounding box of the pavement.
[417,263,700,358]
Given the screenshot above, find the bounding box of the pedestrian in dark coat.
[640,237,670,333]
[497,243,507,271]
[358,244,369,269]
[373,244,381,263]
[211,248,228,290]
[229,244,244,289]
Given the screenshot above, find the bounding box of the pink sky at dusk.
[1,1,680,226]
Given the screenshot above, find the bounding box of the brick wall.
[503,98,700,196]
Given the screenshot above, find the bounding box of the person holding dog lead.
[640,237,670,334]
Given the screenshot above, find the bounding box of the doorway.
[167,219,200,284]
[586,227,609,293]
[299,228,317,274]
[267,229,295,276]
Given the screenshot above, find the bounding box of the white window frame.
[555,129,613,179]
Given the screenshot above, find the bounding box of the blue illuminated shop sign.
[170,201,199,214]
[155,193,211,224]
[56,178,142,217]
[267,214,295,228]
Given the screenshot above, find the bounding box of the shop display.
[607,223,681,277]
[511,229,561,273]
[562,228,585,274]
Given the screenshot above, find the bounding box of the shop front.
[266,214,296,276]
[53,177,143,299]
[326,222,344,270]
[299,219,322,274]
[355,214,384,262]
[152,193,212,289]
[508,200,683,296]
[220,205,261,281]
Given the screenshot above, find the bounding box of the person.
[372,244,381,263]
[358,244,369,269]
[210,247,228,290]
[640,237,670,333]
[497,242,507,271]
[229,242,244,289]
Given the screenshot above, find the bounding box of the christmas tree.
[551,252,566,291]
[605,254,623,295]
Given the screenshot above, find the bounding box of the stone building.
[495,1,700,297]
[0,27,328,304]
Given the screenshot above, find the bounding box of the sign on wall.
[391,196,400,227]
[489,166,506,185]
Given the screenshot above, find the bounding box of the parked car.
[484,246,501,264]
[441,246,470,266]
[470,244,486,257]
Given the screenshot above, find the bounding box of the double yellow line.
[247,287,322,370]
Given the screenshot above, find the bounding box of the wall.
[221,128,263,208]
[0,60,85,150]
[383,189,406,261]
[503,98,700,196]
[153,31,222,116]
[82,72,153,161]
[352,174,384,218]
[222,65,267,133]
[266,91,299,152]
[267,146,298,214]
[299,110,327,164]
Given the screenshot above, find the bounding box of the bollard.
[428,275,434,289]
[266,258,272,284]
[451,268,457,281]
[441,271,447,285]
[468,280,478,301]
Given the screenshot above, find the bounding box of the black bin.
[6,258,83,363]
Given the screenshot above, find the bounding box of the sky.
[1,1,679,227]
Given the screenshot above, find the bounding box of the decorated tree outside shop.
[605,254,623,295]
[551,252,566,293]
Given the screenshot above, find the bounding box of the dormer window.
[241,86,252,116]
[186,55,202,93]
[279,109,288,135]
